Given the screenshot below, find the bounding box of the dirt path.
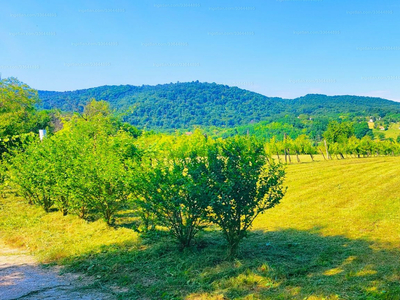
[0,241,115,300]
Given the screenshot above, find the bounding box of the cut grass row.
[1,156,400,299]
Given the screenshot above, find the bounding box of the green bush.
[7,138,55,212]
[207,136,286,258]
[6,100,140,224]
[134,132,212,249]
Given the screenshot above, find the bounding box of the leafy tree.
[6,99,140,224]
[207,136,286,258]
[290,135,316,162]
[135,132,212,249]
[83,98,111,118]
[54,100,138,223]
[347,137,360,157]
[6,138,55,212]
[0,78,53,157]
[375,132,385,141]
[359,136,374,156]
[0,78,38,137]
[81,133,135,224]
[354,122,373,139]
[323,121,354,143]
[295,134,317,161]
[265,136,283,160]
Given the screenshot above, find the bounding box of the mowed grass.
[385,123,400,139]
[1,156,400,299]
[0,197,138,262]
[373,122,400,140]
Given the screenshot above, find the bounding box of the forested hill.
[38,81,400,130]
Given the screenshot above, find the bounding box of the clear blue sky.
[1,0,400,100]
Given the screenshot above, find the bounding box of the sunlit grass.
[254,156,400,247]
[373,122,400,140]
[384,123,400,139]
[1,156,400,299]
[0,196,138,262]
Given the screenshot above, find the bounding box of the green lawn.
[1,156,400,299]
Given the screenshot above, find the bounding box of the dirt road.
[0,241,115,300]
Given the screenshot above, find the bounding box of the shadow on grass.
[112,209,140,231]
[62,228,400,299]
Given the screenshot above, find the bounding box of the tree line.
[1,83,286,258]
[264,120,400,162]
[2,78,400,258]
[37,81,400,131]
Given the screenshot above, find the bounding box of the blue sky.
[1,0,399,100]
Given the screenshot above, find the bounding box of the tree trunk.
[319,149,326,160]
[228,240,240,260]
[284,148,287,163]
[284,133,287,163]
[324,140,330,160]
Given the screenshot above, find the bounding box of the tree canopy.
[37,82,400,132]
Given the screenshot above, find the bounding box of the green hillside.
[38,82,400,131]
[2,156,400,299]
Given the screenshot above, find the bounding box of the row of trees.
[266,123,400,162]
[3,100,286,258]
[134,132,286,256]
[206,117,382,145]
[4,78,399,258]
[4,100,138,222]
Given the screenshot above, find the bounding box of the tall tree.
[0,78,40,137]
[323,121,354,144]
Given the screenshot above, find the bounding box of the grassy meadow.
[384,123,400,140]
[1,156,400,299]
[373,122,400,140]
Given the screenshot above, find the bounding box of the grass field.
[1,156,400,299]
[373,122,400,140]
[385,123,400,140]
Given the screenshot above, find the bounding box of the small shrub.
[207,136,286,258]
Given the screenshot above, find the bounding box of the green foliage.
[5,99,140,224]
[354,121,373,139]
[0,78,38,136]
[0,77,54,158]
[133,133,287,254]
[81,134,135,224]
[38,82,400,132]
[55,104,139,224]
[211,120,307,141]
[207,136,286,258]
[134,132,212,248]
[376,131,386,141]
[323,121,354,143]
[5,89,400,261]
[6,138,55,212]
[3,156,400,299]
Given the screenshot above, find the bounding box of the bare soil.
[0,241,115,300]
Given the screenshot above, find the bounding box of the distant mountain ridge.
[38,81,400,130]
